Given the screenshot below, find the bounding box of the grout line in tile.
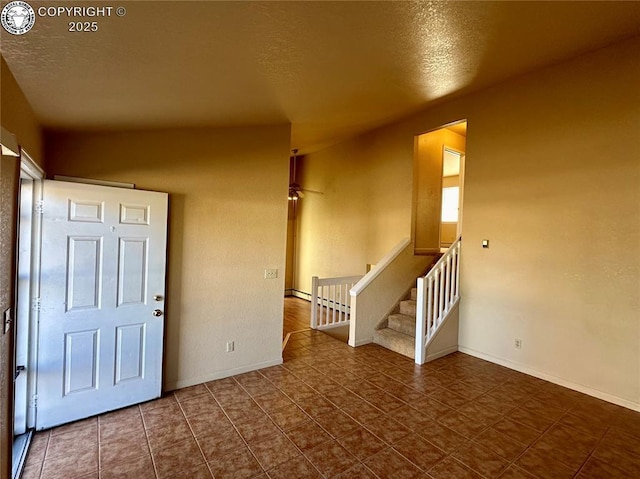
[571,419,614,478]
[139,403,160,479]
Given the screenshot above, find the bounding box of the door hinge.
[3,308,12,334]
[32,298,41,312]
[34,200,44,215]
[30,394,38,408]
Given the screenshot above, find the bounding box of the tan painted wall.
[440,223,457,246]
[45,125,291,389]
[296,36,640,408]
[295,126,415,294]
[414,129,465,252]
[1,56,43,165]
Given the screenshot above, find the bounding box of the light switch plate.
[264,268,278,279]
[482,239,489,248]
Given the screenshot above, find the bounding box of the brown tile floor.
[22,329,640,479]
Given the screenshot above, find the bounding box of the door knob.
[152,309,163,317]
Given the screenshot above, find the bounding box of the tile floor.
[22,329,640,478]
[283,297,312,339]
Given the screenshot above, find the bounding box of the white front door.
[36,180,168,429]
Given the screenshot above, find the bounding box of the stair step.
[399,299,416,316]
[388,314,416,336]
[410,288,417,301]
[373,328,415,359]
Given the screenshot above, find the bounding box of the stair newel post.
[415,276,428,364]
[311,276,319,329]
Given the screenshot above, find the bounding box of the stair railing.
[415,237,461,364]
[311,275,362,330]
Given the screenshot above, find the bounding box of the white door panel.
[36,180,167,429]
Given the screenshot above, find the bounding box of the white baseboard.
[458,346,640,412]
[290,290,311,301]
[165,357,283,391]
[350,336,373,347]
[426,345,458,363]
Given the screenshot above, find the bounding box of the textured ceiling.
[2,1,640,152]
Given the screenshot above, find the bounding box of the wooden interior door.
[36,180,168,429]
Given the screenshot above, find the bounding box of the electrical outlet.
[515,338,522,349]
[264,268,278,279]
[226,341,235,352]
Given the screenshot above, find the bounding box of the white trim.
[164,358,283,391]
[352,336,373,347]
[53,175,134,189]
[17,152,44,431]
[19,150,44,180]
[291,290,311,301]
[317,321,350,331]
[351,238,410,297]
[1,126,20,156]
[458,346,640,412]
[15,181,33,434]
[425,345,458,363]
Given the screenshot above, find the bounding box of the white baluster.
[455,242,461,299]
[338,284,342,322]
[433,269,440,330]
[427,276,433,339]
[438,263,446,326]
[444,255,451,312]
[321,285,327,327]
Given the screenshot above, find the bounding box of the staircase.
[372,287,420,358]
[372,237,462,362]
[372,252,442,359]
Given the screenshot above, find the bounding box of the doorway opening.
[13,151,44,479]
[413,120,467,254]
[283,150,313,349]
[440,147,463,250]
